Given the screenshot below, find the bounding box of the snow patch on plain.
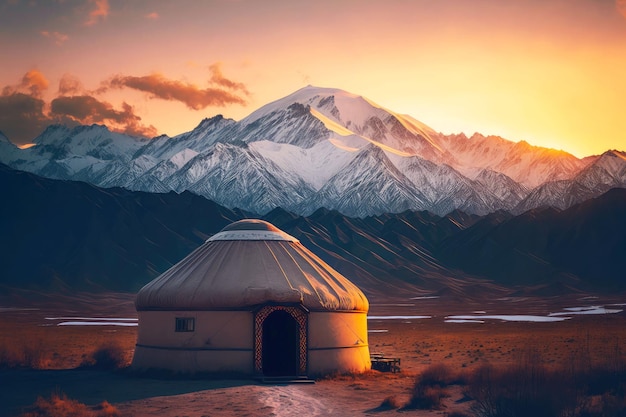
[446,315,569,323]
[57,321,138,327]
[549,306,623,316]
[445,319,485,324]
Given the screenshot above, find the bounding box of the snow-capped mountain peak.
[0,85,622,218]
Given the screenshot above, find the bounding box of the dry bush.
[0,339,50,369]
[19,393,120,417]
[406,385,450,410]
[419,363,459,386]
[468,364,579,417]
[378,395,401,410]
[94,401,120,417]
[80,343,127,370]
[465,346,626,417]
[404,363,454,410]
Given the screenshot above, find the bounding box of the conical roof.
[135,219,368,312]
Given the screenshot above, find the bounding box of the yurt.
[132,219,370,377]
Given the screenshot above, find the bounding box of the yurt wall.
[133,310,254,374]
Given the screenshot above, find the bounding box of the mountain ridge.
[1,163,625,296]
[0,85,623,218]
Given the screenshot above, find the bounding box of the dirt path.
[259,385,336,417]
[112,384,338,417]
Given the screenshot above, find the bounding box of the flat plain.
[2,292,625,417]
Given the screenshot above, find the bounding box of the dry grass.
[0,339,51,369]
[18,393,119,417]
[466,347,626,417]
[3,293,626,416]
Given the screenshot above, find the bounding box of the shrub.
[20,393,93,417]
[94,401,120,417]
[19,393,120,417]
[405,385,450,410]
[81,343,126,370]
[419,363,457,386]
[404,364,455,410]
[379,395,401,410]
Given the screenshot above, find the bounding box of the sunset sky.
[1,0,625,157]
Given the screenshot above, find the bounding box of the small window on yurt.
[175,317,195,332]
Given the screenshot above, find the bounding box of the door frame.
[254,304,308,376]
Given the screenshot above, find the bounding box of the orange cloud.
[209,62,250,94]
[50,96,157,137]
[103,71,249,109]
[0,71,157,144]
[85,0,109,26]
[146,12,159,20]
[1,69,49,99]
[40,31,69,46]
[58,74,85,96]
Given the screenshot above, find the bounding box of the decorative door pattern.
[254,305,307,375]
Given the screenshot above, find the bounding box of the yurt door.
[261,309,298,376]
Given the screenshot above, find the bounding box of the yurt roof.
[135,219,368,312]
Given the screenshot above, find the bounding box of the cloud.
[51,96,157,137]
[146,12,159,20]
[0,93,51,145]
[0,71,157,145]
[102,71,249,110]
[209,62,250,94]
[58,73,85,96]
[40,31,69,46]
[85,0,109,26]
[1,69,49,99]
[0,66,250,145]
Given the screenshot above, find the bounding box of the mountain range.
[2,85,625,218]
[2,163,625,296]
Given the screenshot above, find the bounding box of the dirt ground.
[1,291,626,417]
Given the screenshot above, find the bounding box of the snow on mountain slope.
[306,145,430,217]
[1,85,622,218]
[514,180,585,213]
[309,107,413,157]
[3,124,148,180]
[241,86,447,161]
[440,133,586,188]
[388,154,509,215]
[134,115,235,160]
[234,102,331,148]
[473,169,528,208]
[38,155,102,179]
[575,150,626,190]
[35,124,147,161]
[250,139,355,190]
[513,151,626,214]
[130,148,200,192]
[168,142,315,213]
